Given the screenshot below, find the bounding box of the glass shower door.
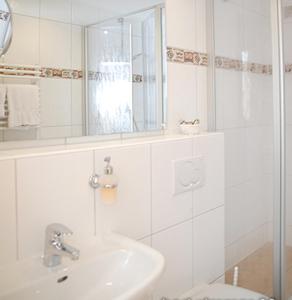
[213,0,275,296]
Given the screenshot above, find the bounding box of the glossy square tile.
[17,151,95,259]
[152,220,193,299]
[0,160,17,266]
[40,0,72,23]
[40,78,72,127]
[94,145,151,240]
[8,0,40,18]
[167,63,197,133]
[40,19,71,68]
[193,206,225,284]
[193,133,224,216]
[165,0,196,50]
[71,80,83,126]
[4,15,39,66]
[151,139,193,233]
[72,25,83,70]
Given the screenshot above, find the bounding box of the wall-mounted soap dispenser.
[89,157,118,204]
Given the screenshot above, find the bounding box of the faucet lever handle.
[46,223,73,239]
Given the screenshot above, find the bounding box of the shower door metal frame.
[271,1,286,299]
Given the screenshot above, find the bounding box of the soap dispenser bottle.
[98,157,118,204]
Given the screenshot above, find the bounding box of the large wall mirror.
[0,0,166,146]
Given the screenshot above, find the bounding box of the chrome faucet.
[43,223,80,267]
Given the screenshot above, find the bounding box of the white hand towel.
[7,84,40,128]
[0,85,7,118]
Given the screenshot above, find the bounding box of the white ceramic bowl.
[179,124,200,135]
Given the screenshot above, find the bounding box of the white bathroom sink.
[0,234,165,300]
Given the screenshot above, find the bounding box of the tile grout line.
[14,159,19,261]
[92,150,97,236]
[149,144,153,247]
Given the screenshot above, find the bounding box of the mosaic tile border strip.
[166,47,292,75]
[88,71,143,83]
[0,10,10,21]
[41,68,83,79]
[286,64,292,73]
[215,56,272,75]
[0,65,83,79]
[167,47,208,66]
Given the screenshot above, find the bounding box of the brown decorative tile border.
[166,47,291,75]
[286,64,292,73]
[215,56,272,75]
[40,68,83,79]
[88,71,143,83]
[0,64,83,79]
[0,10,10,21]
[167,47,208,66]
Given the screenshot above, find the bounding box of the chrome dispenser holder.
[89,157,118,189]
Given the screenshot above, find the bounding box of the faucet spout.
[43,223,80,267]
[57,242,80,261]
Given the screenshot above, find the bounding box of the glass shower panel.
[86,7,165,135]
[87,19,133,135]
[213,0,275,296]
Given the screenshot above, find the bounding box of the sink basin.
[0,234,165,300]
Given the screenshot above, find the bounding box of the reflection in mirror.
[87,5,166,135]
[0,0,166,147]
[0,0,12,56]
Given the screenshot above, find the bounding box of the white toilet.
[188,283,268,299]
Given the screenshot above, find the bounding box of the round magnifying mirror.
[0,0,12,57]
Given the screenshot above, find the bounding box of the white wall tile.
[193,206,225,284]
[17,151,94,259]
[165,0,196,50]
[40,126,71,139]
[40,78,71,126]
[94,145,151,240]
[167,63,197,133]
[225,184,247,245]
[214,0,243,59]
[0,160,17,266]
[193,133,224,216]
[196,66,208,131]
[3,128,39,142]
[139,236,151,247]
[287,125,292,177]
[151,139,193,233]
[4,14,39,65]
[71,80,83,126]
[285,74,292,126]
[40,19,71,68]
[152,221,193,299]
[224,128,247,188]
[71,125,83,137]
[72,25,83,70]
[40,0,72,23]
[8,0,40,18]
